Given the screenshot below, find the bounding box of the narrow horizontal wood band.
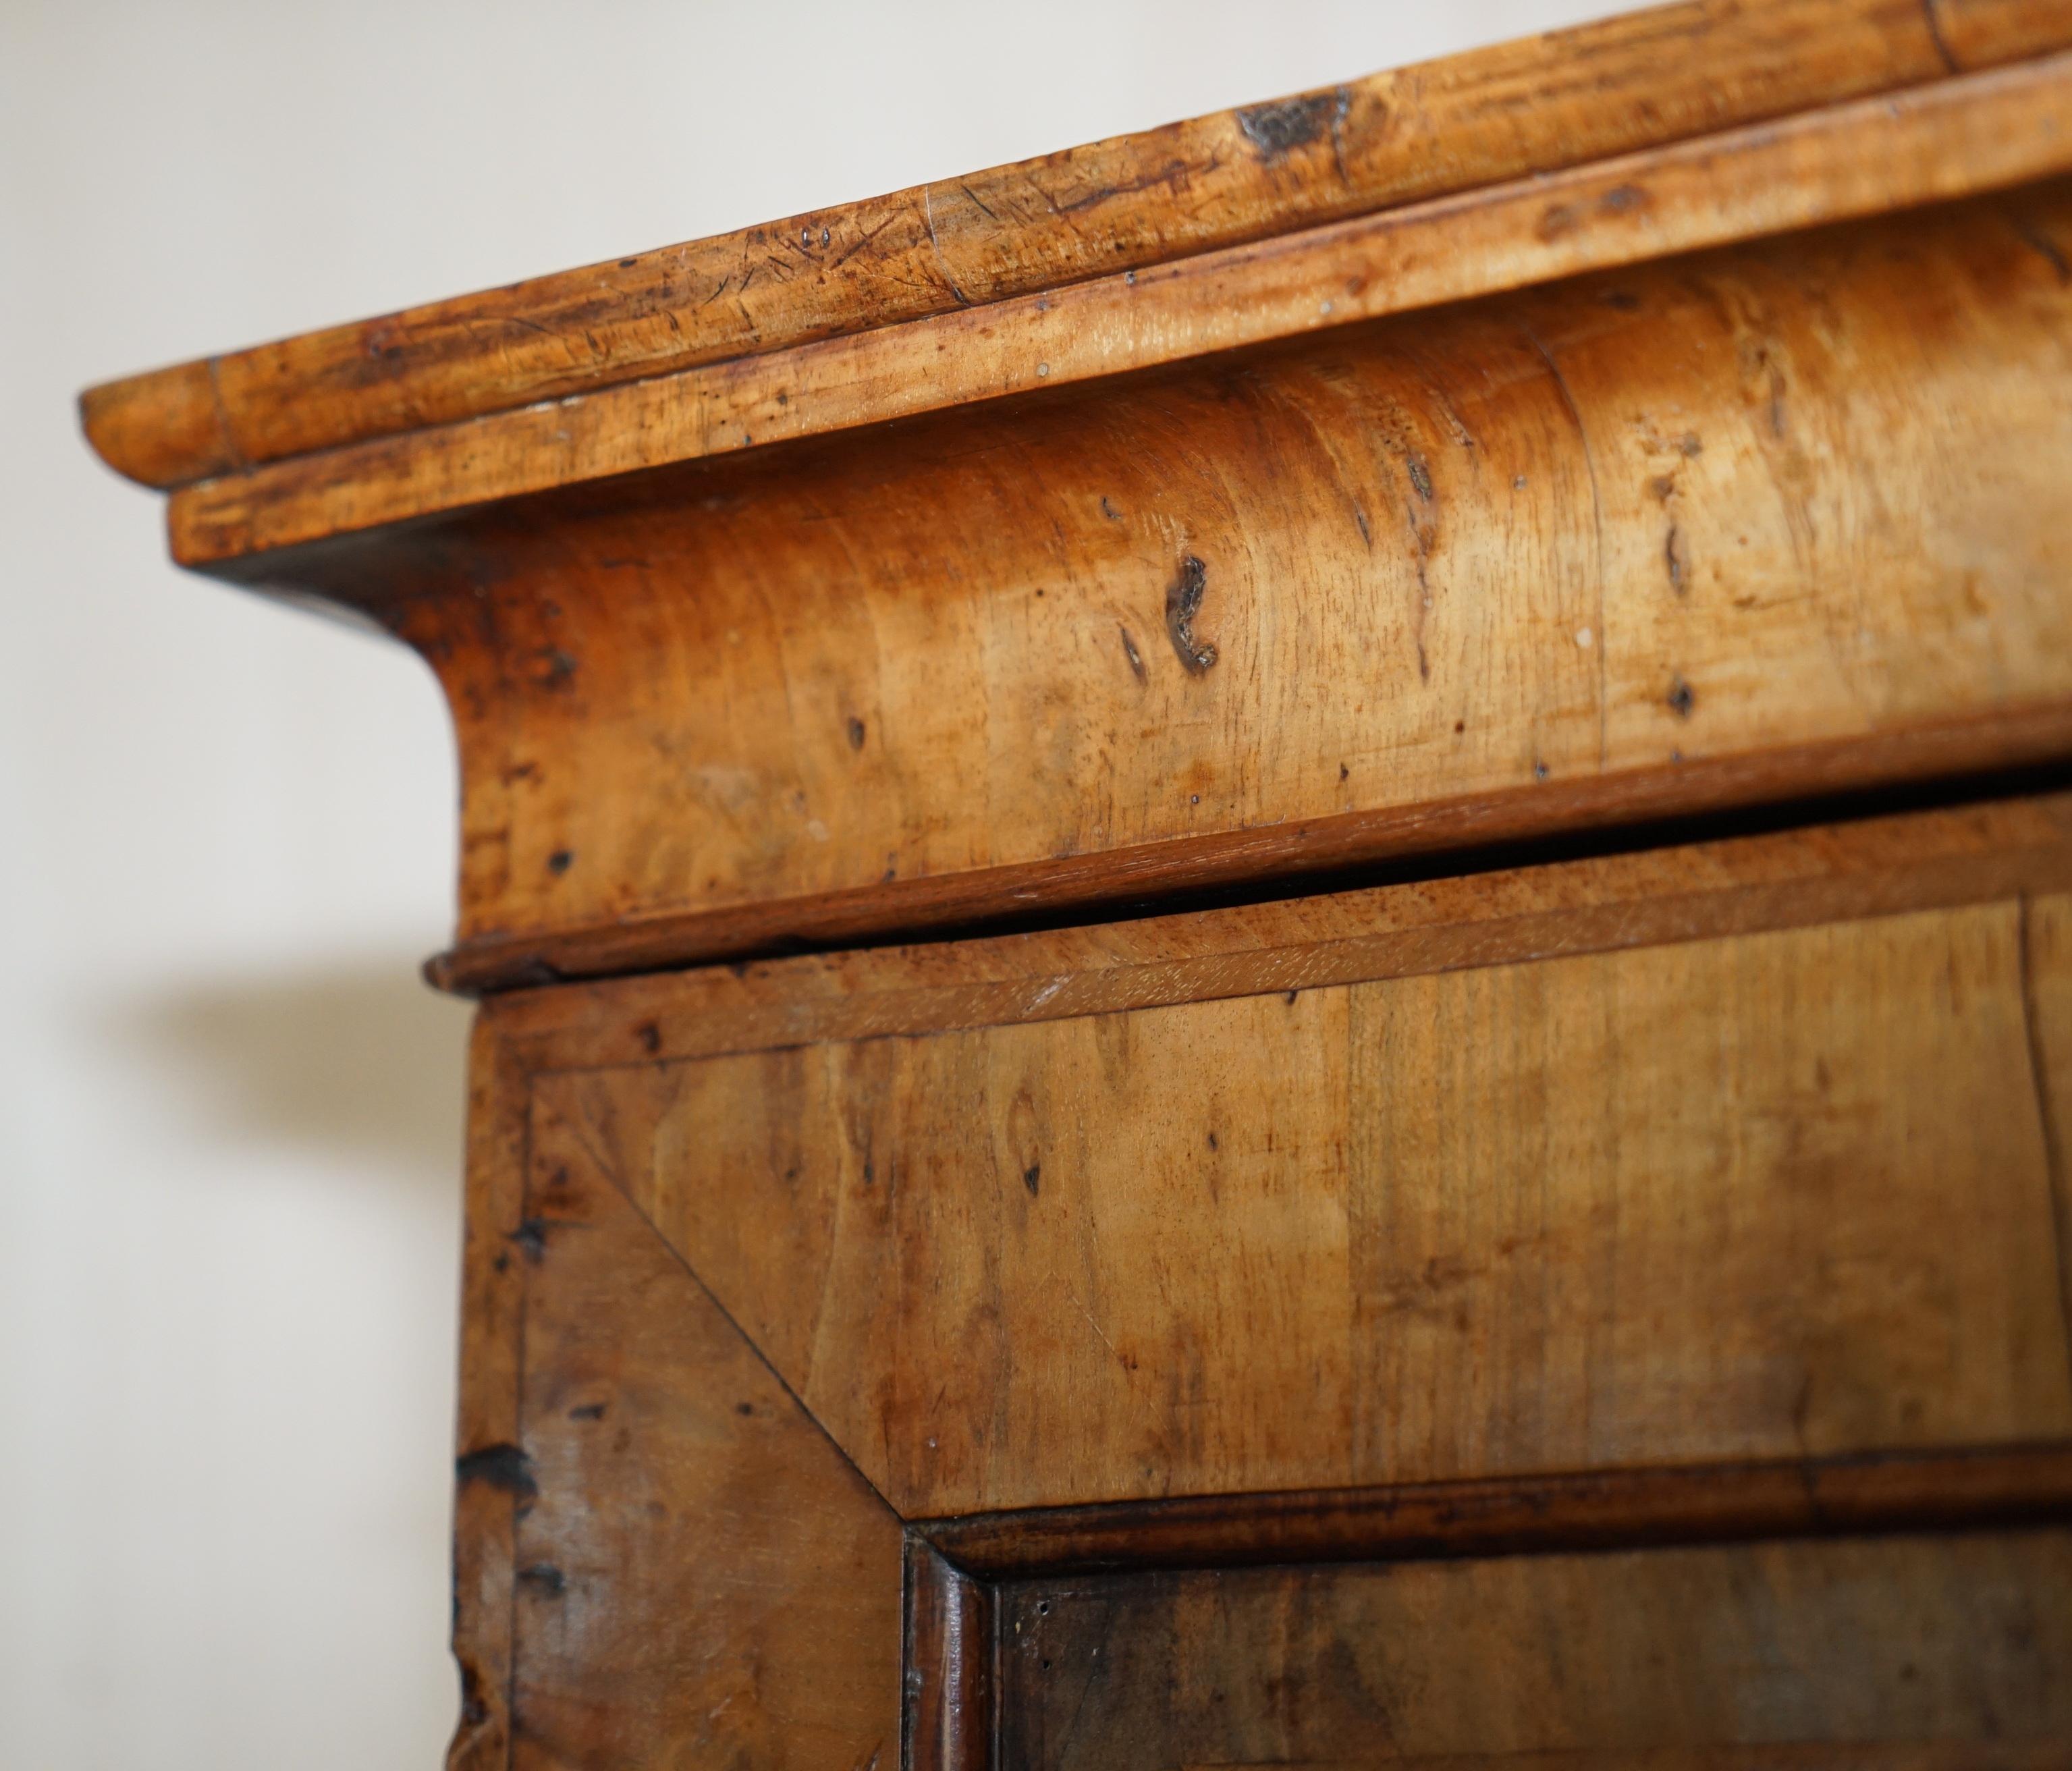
[79,0,2072,493]
[486,785,2072,1071]
[917,1443,2072,1577]
[169,51,2072,565]
[436,704,2072,996]
[1189,1748,2070,1769]
[1197,1750,2072,1770]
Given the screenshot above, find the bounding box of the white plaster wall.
[0,1,1637,1762]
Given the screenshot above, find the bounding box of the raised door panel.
[996,1529,2072,1768]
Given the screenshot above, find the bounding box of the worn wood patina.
[85,1,2072,1763]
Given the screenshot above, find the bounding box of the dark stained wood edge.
[2021,896,2072,1381]
[904,1537,996,1771]
[429,701,2072,996]
[1178,1746,2070,1769]
[445,1018,530,1771]
[1217,1750,2072,1769]
[916,1444,2072,1580]
[82,0,2072,492]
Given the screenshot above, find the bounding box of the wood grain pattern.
[996,1531,2072,1768]
[551,897,2072,1515]
[1338,908,2067,1489]
[203,188,2072,988]
[162,59,2072,562]
[429,715,2072,995]
[482,790,2072,1071]
[448,805,2072,1762]
[464,854,2072,1763]
[80,0,2072,494]
[85,11,2072,1760]
[498,1074,903,1770]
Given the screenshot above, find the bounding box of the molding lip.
[77,360,231,490]
[156,54,2072,566]
[76,0,2072,498]
[913,1442,2072,1579]
[423,708,2072,996]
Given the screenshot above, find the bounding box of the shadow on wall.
[103,960,474,1186]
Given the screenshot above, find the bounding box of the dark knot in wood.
[1236,91,1342,161]
[1165,555,1218,675]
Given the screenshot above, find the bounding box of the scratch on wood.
[1666,522,1689,594]
[2009,214,2072,282]
[1520,320,1608,768]
[921,187,974,308]
[1921,0,1961,74]
[1118,624,1147,683]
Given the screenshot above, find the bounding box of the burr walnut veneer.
[86,3,2072,1764]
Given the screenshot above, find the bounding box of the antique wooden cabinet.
[85,1,2072,1763]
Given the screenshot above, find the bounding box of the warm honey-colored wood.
[156,57,2072,560]
[85,5,2072,1762]
[449,798,2072,1763]
[455,1004,2072,1770]
[175,186,2072,987]
[431,712,2072,994]
[490,1075,904,1769]
[554,898,2072,1515]
[451,796,2072,1768]
[996,1530,2072,1768]
[80,0,2072,495]
[485,791,2072,1066]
